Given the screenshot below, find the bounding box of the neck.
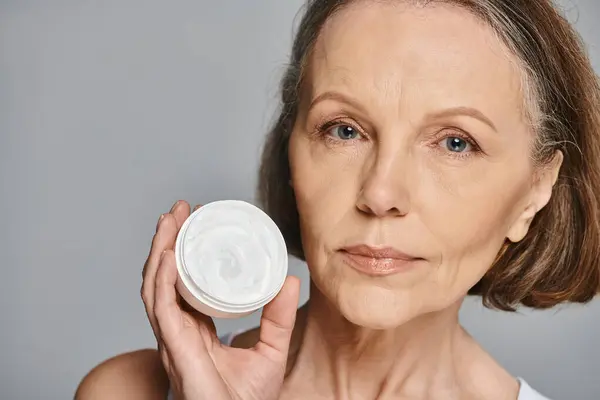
[283,284,517,400]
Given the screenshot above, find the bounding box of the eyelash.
[314,118,482,160]
[315,118,365,146]
[429,129,482,160]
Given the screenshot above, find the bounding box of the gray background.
[1,1,598,399]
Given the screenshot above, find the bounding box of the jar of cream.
[174,200,288,318]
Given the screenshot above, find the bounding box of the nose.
[356,151,411,218]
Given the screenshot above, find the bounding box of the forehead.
[307,2,527,128]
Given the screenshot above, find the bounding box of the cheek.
[289,132,363,249]
[399,159,532,308]
[417,154,532,263]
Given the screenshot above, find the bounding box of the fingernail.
[170,200,181,213]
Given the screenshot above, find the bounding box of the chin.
[308,253,436,330]
[333,282,423,330]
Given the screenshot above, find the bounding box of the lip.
[339,244,423,276]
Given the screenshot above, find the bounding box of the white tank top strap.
[517,377,552,400]
[218,331,237,346]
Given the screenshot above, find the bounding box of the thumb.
[254,276,300,362]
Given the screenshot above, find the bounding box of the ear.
[507,150,563,243]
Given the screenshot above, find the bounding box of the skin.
[76,2,562,400]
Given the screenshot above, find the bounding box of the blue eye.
[443,137,471,153]
[329,125,360,140]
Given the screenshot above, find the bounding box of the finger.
[154,250,188,341]
[170,200,191,230]
[154,253,230,399]
[142,213,178,286]
[141,214,178,337]
[255,276,300,362]
[168,202,217,335]
[154,250,215,363]
[155,213,166,233]
[143,213,166,278]
[143,200,188,279]
[143,212,178,277]
[180,302,217,337]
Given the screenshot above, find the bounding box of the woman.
[76,0,600,399]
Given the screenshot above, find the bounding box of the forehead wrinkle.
[307,0,530,140]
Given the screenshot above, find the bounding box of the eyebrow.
[309,91,368,115]
[425,107,497,132]
[310,91,497,132]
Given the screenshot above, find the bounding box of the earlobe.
[506,150,564,243]
[507,206,536,243]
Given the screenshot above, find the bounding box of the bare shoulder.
[75,349,169,400]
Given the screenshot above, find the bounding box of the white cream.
[175,200,287,318]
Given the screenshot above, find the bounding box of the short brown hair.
[257,0,600,311]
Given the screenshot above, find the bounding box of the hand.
[141,200,300,400]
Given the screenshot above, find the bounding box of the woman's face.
[288,2,558,328]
